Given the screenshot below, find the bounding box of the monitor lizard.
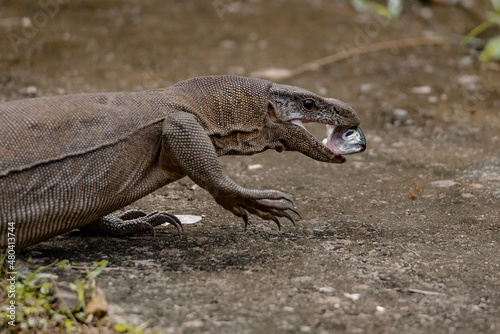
[0,75,365,249]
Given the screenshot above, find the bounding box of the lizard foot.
[218,190,300,230]
[81,210,183,237]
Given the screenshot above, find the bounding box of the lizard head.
[268,83,365,163]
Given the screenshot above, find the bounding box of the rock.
[411,86,431,94]
[392,108,408,119]
[20,86,38,96]
[183,319,204,328]
[343,293,360,301]
[323,296,342,304]
[248,164,263,170]
[300,326,312,333]
[319,287,335,294]
[457,75,479,85]
[360,83,374,93]
[428,180,459,188]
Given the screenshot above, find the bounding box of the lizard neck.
[209,107,286,156]
[168,76,284,156]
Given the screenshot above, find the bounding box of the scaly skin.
[0,76,362,249]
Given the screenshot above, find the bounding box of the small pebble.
[392,108,408,119]
[300,326,312,333]
[360,83,374,93]
[248,164,263,170]
[183,320,204,328]
[343,293,360,301]
[428,180,459,188]
[319,287,335,294]
[411,86,432,94]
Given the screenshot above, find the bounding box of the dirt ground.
[2,1,500,333]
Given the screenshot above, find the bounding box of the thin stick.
[253,36,450,82]
[407,288,442,296]
[51,276,83,330]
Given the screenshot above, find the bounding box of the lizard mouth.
[291,119,366,157]
[291,119,341,156]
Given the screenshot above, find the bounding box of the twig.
[252,36,450,82]
[51,276,83,330]
[407,288,442,296]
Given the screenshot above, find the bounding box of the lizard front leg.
[162,111,299,229]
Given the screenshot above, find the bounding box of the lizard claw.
[219,189,299,230]
[283,211,295,226]
[279,192,294,204]
[242,209,249,229]
[145,211,184,234]
[142,221,156,238]
[288,206,301,219]
[230,206,250,229]
[269,215,281,230]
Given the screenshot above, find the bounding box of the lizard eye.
[303,99,315,111]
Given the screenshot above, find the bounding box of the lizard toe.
[283,211,295,226]
[118,210,148,220]
[145,211,184,234]
[219,189,298,230]
[229,206,249,228]
[82,211,183,236]
[288,206,301,219]
[245,207,284,230]
[143,222,156,238]
[262,213,281,230]
[259,191,294,205]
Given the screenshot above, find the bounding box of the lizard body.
[0,76,365,249]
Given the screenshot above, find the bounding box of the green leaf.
[493,0,500,13]
[73,279,85,309]
[40,282,52,295]
[485,10,500,24]
[114,324,132,332]
[24,260,58,284]
[65,318,75,329]
[388,0,402,17]
[86,260,108,280]
[350,0,370,11]
[57,260,70,271]
[349,0,401,19]
[480,35,500,62]
[462,20,496,46]
[114,323,143,334]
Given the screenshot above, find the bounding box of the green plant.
[349,0,403,20]
[0,255,143,333]
[464,0,500,62]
